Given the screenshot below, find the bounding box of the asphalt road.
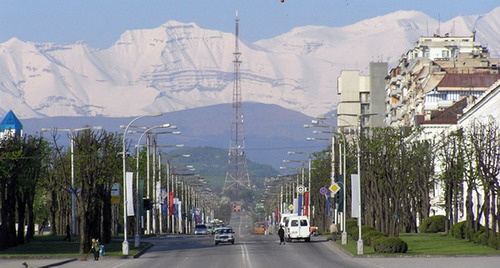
[2,211,500,268]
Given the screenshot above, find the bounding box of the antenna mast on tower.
[224,11,251,193]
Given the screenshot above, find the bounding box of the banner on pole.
[351,174,359,218]
[111,182,120,203]
[126,172,134,216]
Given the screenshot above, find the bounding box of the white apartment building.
[337,62,387,131]
[386,33,499,128]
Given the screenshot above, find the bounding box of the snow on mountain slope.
[1,9,499,119]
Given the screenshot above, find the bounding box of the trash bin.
[99,245,105,256]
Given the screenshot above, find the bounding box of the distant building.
[336,62,388,131]
[385,33,500,127]
[0,110,23,140]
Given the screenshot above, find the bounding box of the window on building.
[361,104,370,114]
[360,92,370,103]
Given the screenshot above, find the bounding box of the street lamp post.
[307,119,348,245]
[122,113,161,255]
[337,113,378,255]
[134,124,171,247]
[41,126,102,239]
[287,152,312,223]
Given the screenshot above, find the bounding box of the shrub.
[363,230,386,246]
[451,221,466,239]
[419,215,446,233]
[488,235,500,250]
[349,225,376,241]
[346,219,357,230]
[373,237,408,253]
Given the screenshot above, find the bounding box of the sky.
[1,0,499,49]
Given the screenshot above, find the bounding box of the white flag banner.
[178,201,182,222]
[156,181,161,204]
[126,172,135,216]
[351,174,359,218]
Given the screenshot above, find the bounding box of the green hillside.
[165,146,279,191]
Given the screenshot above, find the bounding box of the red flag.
[169,192,174,215]
[304,192,309,216]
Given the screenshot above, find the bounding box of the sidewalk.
[0,241,152,268]
[0,257,77,268]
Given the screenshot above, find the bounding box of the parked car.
[194,224,211,235]
[214,227,235,245]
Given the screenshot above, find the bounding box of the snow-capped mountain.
[1,8,500,119]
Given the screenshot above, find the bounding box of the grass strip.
[0,235,146,258]
[332,232,500,256]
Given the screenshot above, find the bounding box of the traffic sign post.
[296,184,305,194]
[329,182,340,195]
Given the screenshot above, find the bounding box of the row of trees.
[438,117,500,243]
[0,129,123,253]
[304,117,499,241]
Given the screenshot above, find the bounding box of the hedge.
[419,215,446,233]
[372,236,408,253]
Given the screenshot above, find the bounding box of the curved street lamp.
[121,113,161,255]
[135,124,171,247]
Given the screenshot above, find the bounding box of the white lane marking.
[241,244,254,268]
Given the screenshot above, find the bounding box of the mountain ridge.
[1,9,500,119]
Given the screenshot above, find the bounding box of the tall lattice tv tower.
[224,11,251,193]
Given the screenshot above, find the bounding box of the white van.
[284,215,310,242]
[280,213,297,228]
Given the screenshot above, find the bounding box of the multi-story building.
[336,62,388,131]
[385,33,500,127]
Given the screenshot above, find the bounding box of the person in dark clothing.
[278,225,285,245]
[91,238,100,261]
[63,224,71,241]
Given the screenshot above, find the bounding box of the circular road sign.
[296,184,306,194]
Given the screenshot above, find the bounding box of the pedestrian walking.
[329,221,338,242]
[63,224,71,241]
[278,224,285,245]
[91,238,100,261]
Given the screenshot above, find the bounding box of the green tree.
[0,134,49,249]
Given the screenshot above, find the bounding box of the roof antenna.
[437,13,441,36]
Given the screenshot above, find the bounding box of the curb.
[134,242,153,258]
[39,258,78,267]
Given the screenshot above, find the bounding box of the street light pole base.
[135,234,140,247]
[341,231,347,245]
[357,239,364,255]
[122,241,129,255]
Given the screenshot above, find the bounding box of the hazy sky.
[1,0,499,49]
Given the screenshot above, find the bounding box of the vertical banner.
[304,192,309,216]
[297,195,303,216]
[293,198,297,214]
[351,174,359,218]
[326,196,330,216]
[126,172,134,216]
[162,201,167,215]
[177,201,182,223]
[173,197,179,218]
[155,181,161,207]
[139,179,144,216]
[169,192,174,215]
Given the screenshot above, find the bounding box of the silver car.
[194,224,210,235]
[214,227,235,245]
